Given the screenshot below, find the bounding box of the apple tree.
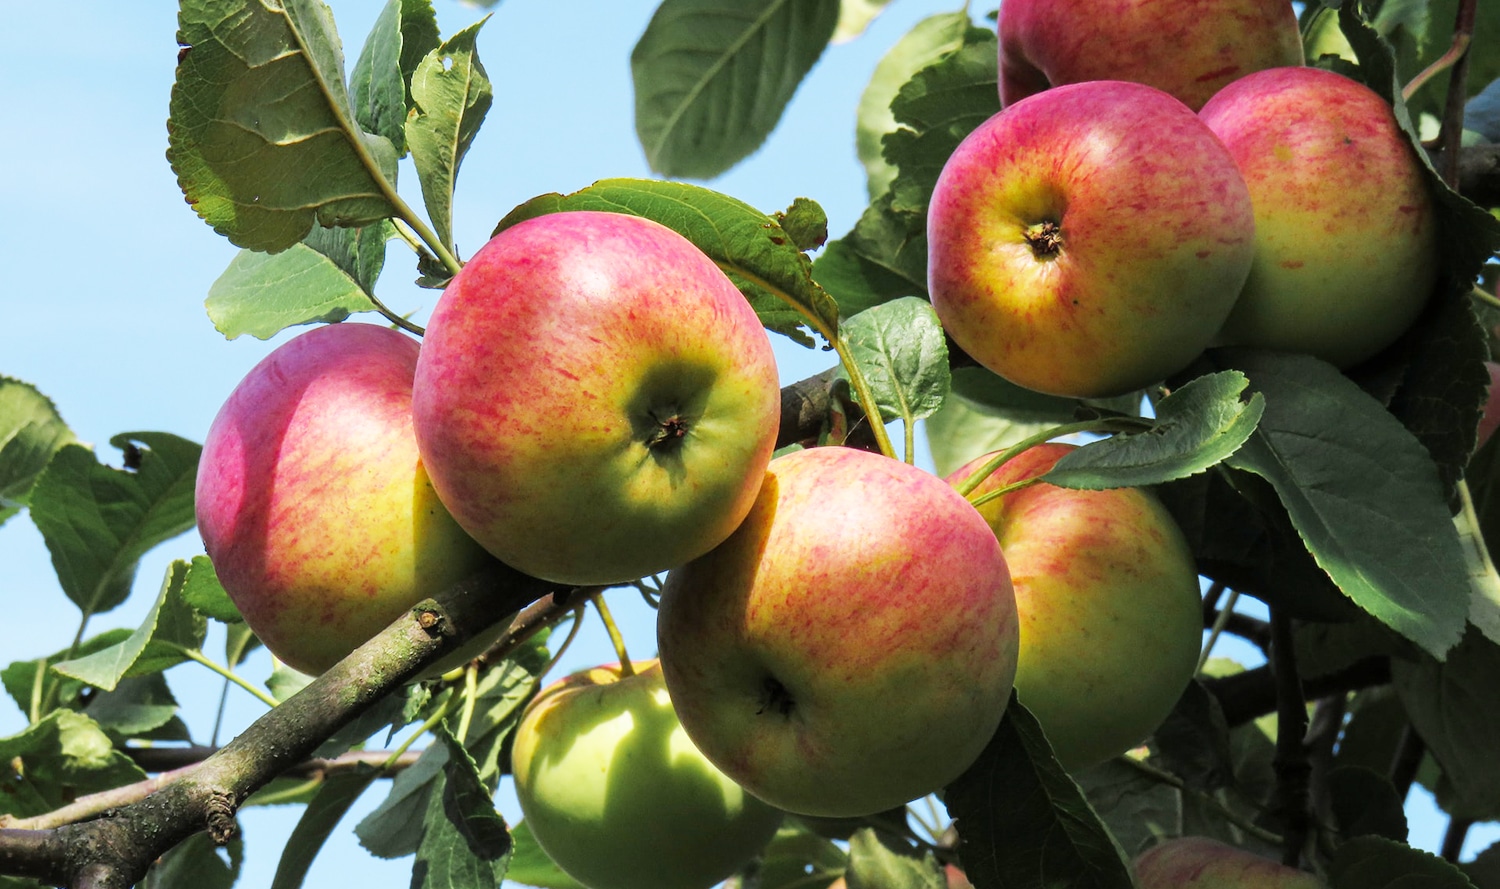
[4,1,1500,888]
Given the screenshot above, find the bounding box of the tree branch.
[1203,656,1391,728]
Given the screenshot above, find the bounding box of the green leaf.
[506,820,587,889]
[206,242,380,341]
[833,0,895,42]
[0,710,146,817]
[29,433,200,618]
[840,297,950,427]
[84,674,183,740]
[943,696,1134,889]
[631,0,841,178]
[226,622,261,669]
[757,821,847,889]
[458,656,541,790]
[270,768,381,889]
[1216,349,1470,658]
[495,179,839,343]
[268,663,316,702]
[52,560,207,691]
[1328,835,1478,889]
[168,0,398,252]
[813,194,927,319]
[1044,372,1264,490]
[1327,765,1409,842]
[409,729,511,889]
[350,0,440,154]
[406,19,493,253]
[358,741,448,858]
[182,555,242,624]
[0,377,74,525]
[1,630,133,720]
[1465,841,1500,889]
[143,832,243,889]
[845,828,944,889]
[855,12,975,199]
[1072,759,1179,861]
[1149,681,1234,793]
[774,197,829,252]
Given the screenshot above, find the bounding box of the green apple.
[657,446,1020,818]
[1134,837,1326,888]
[195,323,493,675]
[1200,66,1439,368]
[927,80,1256,398]
[511,659,783,889]
[412,210,781,586]
[949,442,1202,770]
[999,0,1303,112]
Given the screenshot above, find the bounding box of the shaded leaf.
[460,655,541,790]
[1328,835,1478,889]
[182,555,241,624]
[631,0,841,178]
[845,828,944,889]
[144,832,243,889]
[84,674,183,740]
[349,0,440,154]
[268,663,316,703]
[407,19,493,253]
[409,730,511,889]
[1328,765,1409,842]
[270,768,380,889]
[812,201,927,319]
[0,377,74,525]
[1149,681,1234,793]
[1072,759,1179,862]
[53,560,207,691]
[840,297,950,426]
[758,821,847,889]
[1,630,133,721]
[357,741,448,858]
[0,710,146,817]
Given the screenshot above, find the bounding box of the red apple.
[949,443,1202,770]
[928,80,1256,398]
[412,210,781,586]
[1200,67,1439,368]
[195,323,493,675]
[999,0,1304,112]
[657,446,1020,818]
[1134,837,1326,888]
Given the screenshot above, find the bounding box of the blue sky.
[0,1,1488,885]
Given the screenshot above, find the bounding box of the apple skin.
[999,0,1303,112]
[657,446,1020,818]
[927,80,1256,398]
[511,659,784,889]
[1477,362,1500,451]
[1134,837,1326,888]
[1200,67,1439,368]
[195,323,494,675]
[949,443,1202,770]
[412,210,780,586]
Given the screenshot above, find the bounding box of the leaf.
[774,197,829,252]
[181,555,242,624]
[84,674,183,740]
[0,710,146,817]
[631,0,841,178]
[840,297,950,427]
[459,656,541,789]
[406,19,494,253]
[270,768,380,889]
[52,560,207,691]
[144,832,243,889]
[1327,765,1409,842]
[1148,681,1234,793]
[844,828,945,889]
[357,741,448,858]
[268,663,316,702]
[812,200,927,319]
[1044,372,1264,490]
[1071,759,1179,861]
[349,0,440,154]
[1215,349,1470,658]
[495,179,839,343]
[757,821,847,889]
[506,820,587,889]
[1,630,133,720]
[409,730,511,889]
[168,0,398,252]
[944,696,1134,889]
[833,0,895,43]
[28,433,201,618]
[206,244,379,341]
[854,12,975,199]
[0,377,74,525]
[1328,835,1479,889]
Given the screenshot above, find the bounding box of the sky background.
[0,1,1490,886]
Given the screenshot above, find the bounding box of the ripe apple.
[998,0,1303,112]
[928,80,1257,398]
[656,446,1020,818]
[511,659,784,889]
[1477,362,1500,451]
[1200,66,1439,368]
[949,442,1202,770]
[195,323,493,675]
[412,210,781,586]
[1134,837,1326,888]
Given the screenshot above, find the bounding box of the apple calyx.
[1024,220,1064,257]
[757,675,796,718]
[644,410,691,451]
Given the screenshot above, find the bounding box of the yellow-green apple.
[927,80,1256,399]
[1200,66,1439,368]
[1134,837,1326,888]
[412,210,780,586]
[511,659,783,889]
[195,323,493,675]
[999,0,1303,112]
[656,446,1020,817]
[949,442,1201,770]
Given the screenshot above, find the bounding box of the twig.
[1116,755,1284,847]
[1204,656,1391,727]
[1269,609,1310,868]
[1435,0,1479,188]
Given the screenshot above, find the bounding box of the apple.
[927,80,1257,398]
[1477,362,1500,451]
[195,323,494,675]
[1134,837,1326,888]
[510,659,783,889]
[948,443,1202,769]
[1200,66,1439,368]
[998,0,1303,112]
[656,446,1020,818]
[825,863,971,889]
[412,210,781,586]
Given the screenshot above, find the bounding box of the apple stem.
[593,593,634,677]
[1197,587,1241,675]
[454,662,480,744]
[952,416,1147,500]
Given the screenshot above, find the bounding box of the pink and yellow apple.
[657,446,1019,817]
[1134,837,1326,888]
[412,210,780,586]
[195,323,493,675]
[928,80,1256,398]
[1200,67,1439,368]
[998,0,1304,112]
[511,659,783,889]
[950,443,1202,770]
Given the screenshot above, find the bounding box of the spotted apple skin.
[1134,837,1326,888]
[195,323,492,675]
[658,446,1020,817]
